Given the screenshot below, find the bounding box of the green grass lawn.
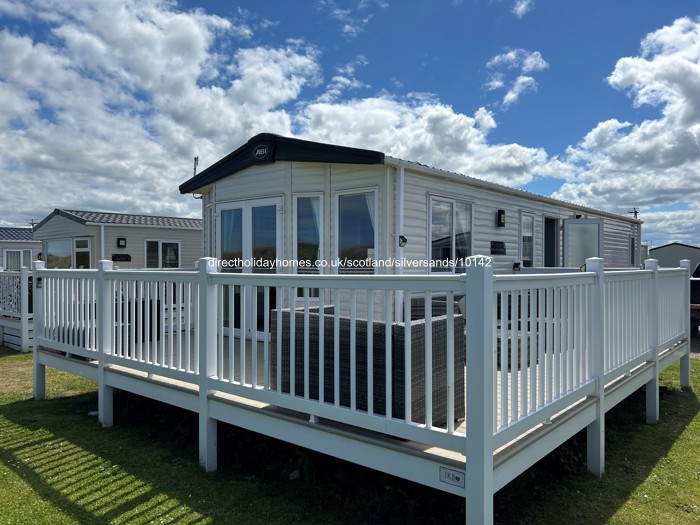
[1,347,698,524]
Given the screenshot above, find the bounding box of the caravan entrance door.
[217,197,282,340]
[562,218,603,268]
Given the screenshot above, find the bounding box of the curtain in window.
[364,192,375,235]
[310,197,321,260]
[146,241,159,268]
[5,251,20,271]
[455,203,472,261]
[522,215,534,267]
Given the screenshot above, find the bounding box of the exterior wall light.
[496,210,506,228]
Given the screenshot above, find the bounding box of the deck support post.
[586,257,605,477]
[679,259,692,388]
[20,266,30,352]
[464,259,495,525]
[198,257,218,472]
[32,261,46,400]
[644,259,660,424]
[97,260,114,427]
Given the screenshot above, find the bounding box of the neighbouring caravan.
[33,209,203,270]
[650,241,700,272]
[0,227,41,271]
[179,133,642,327]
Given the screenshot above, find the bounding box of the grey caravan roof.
[35,209,203,231]
[0,227,34,241]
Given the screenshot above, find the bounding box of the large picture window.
[45,238,90,269]
[337,191,376,274]
[429,197,472,272]
[146,241,180,268]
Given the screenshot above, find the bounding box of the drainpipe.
[395,164,405,322]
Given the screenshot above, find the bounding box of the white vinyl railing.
[32,256,692,525]
[0,270,27,317]
[491,272,596,447]
[0,268,33,351]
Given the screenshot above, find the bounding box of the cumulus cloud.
[0,0,322,222]
[2,1,700,248]
[485,49,549,109]
[0,0,562,230]
[296,98,552,186]
[556,17,700,244]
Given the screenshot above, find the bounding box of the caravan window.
[4,249,32,271]
[294,195,322,274]
[337,191,376,274]
[146,241,180,268]
[521,213,534,267]
[429,197,472,272]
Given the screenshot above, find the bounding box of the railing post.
[32,261,46,400]
[680,259,691,388]
[97,260,114,427]
[643,259,659,424]
[465,259,495,525]
[198,257,218,472]
[20,267,30,352]
[586,257,605,477]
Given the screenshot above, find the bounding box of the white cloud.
[0,0,319,222]
[556,17,700,245]
[317,55,370,103]
[512,0,533,19]
[296,97,552,186]
[485,49,549,109]
[2,2,700,248]
[502,75,537,109]
[316,0,374,38]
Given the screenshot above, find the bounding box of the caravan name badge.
[253,144,269,160]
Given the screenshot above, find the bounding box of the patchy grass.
[1,346,699,524]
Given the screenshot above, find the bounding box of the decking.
[28,256,692,524]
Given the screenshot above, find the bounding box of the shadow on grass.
[1,345,698,524]
[0,380,465,524]
[494,375,700,524]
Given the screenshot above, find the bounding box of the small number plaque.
[439,466,465,488]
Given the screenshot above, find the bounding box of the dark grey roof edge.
[179,133,386,194]
[650,241,700,251]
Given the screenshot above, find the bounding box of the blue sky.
[1,0,699,247]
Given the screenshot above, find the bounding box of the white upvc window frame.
[520,212,535,268]
[334,188,378,275]
[428,195,473,274]
[3,249,32,271]
[293,193,324,273]
[145,239,181,269]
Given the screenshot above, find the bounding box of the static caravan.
[0,227,42,271]
[180,133,641,273]
[33,209,203,270]
[179,133,641,328]
[650,242,700,272]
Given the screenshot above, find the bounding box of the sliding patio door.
[217,197,281,339]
